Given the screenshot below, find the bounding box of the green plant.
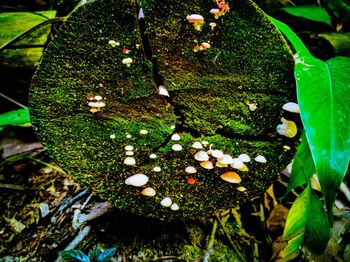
[59,246,116,262]
[270,17,350,260]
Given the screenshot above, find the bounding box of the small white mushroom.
[126,134,132,139]
[282,102,300,113]
[110,134,116,139]
[201,141,209,146]
[140,129,148,135]
[125,174,148,187]
[159,85,170,97]
[185,166,197,174]
[94,95,103,101]
[153,166,161,172]
[108,40,117,47]
[212,150,224,158]
[149,153,157,159]
[238,154,251,163]
[171,133,181,141]
[200,161,214,170]
[122,58,133,67]
[277,118,297,138]
[170,125,176,130]
[192,142,203,149]
[209,22,217,30]
[125,145,134,151]
[141,187,156,197]
[171,203,179,211]
[255,155,267,163]
[160,197,172,207]
[124,157,136,165]
[283,145,291,151]
[237,186,247,192]
[194,150,209,161]
[231,158,245,169]
[125,151,134,156]
[186,14,204,31]
[218,154,234,165]
[172,144,182,151]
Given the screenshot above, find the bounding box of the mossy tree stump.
[30,0,298,219]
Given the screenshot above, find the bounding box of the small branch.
[0,92,27,109]
[0,183,26,190]
[72,202,112,230]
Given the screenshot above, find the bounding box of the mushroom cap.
[153,166,161,172]
[125,174,148,187]
[186,14,204,23]
[125,151,134,156]
[185,166,197,174]
[171,133,181,141]
[171,203,179,211]
[122,57,133,64]
[212,149,224,158]
[282,102,300,113]
[141,187,156,197]
[172,144,183,151]
[88,101,105,108]
[192,142,203,149]
[200,160,214,169]
[139,129,148,135]
[94,95,103,101]
[194,150,209,161]
[216,161,228,168]
[255,155,267,163]
[200,42,211,49]
[149,153,157,159]
[159,85,170,97]
[238,153,251,162]
[124,145,134,151]
[160,197,172,207]
[277,118,297,138]
[210,8,221,14]
[220,171,242,183]
[218,154,234,164]
[231,158,245,169]
[123,157,136,165]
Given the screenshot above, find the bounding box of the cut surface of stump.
[29,0,298,218]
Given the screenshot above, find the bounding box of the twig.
[0,183,26,190]
[0,18,65,53]
[72,202,112,230]
[0,92,27,109]
[51,189,91,223]
[203,219,217,262]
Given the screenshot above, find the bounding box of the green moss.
[29,0,298,218]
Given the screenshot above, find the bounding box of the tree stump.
[29,0,298,219]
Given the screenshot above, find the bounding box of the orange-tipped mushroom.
[220,171,241,183]
[186,14,204,31]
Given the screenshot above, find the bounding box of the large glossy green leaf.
[295,55,350,220]
[282,186,330,259]
[270,16,350,222]
[0,108,30,131]
[286,133,316,194]
[281,6,332,26]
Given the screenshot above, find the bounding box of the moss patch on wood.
[29,0,298,218]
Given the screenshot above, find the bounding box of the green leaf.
[295,55,350,220]
[270,16,350,223]
[97,248,117,262]
[286,133,316,194]
[59,250,90,262]
[281,6,332,26]
[88,246,102,260]
[282,186,331,258]
[282,232,304,261]
[0,108,31,130]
